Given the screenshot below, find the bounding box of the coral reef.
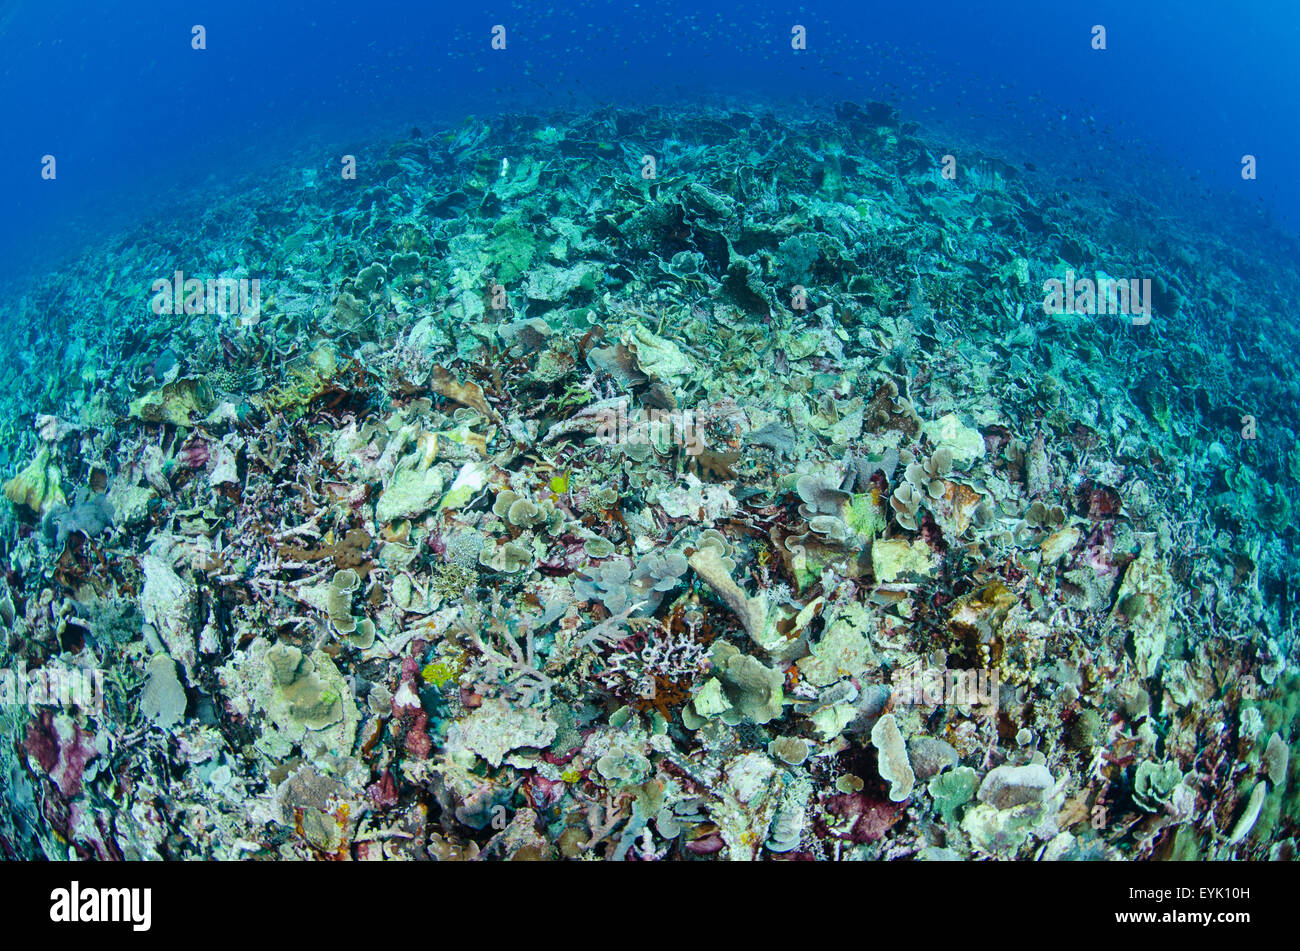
[0,102,1296,863]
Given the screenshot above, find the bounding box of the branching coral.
[599,620,710,713]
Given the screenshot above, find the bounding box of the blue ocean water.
[3,0,1300,869]
[1,0,1297,284]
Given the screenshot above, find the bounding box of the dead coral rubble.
[0,102,1297,862]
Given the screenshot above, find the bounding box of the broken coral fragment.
[266,643,345,731]
[1228,781,1268,845]
[930,766,978,824]
[140,654,187,729]
[1263,732,1290,787]
[871,537,935,583]
[922,413,984,468]
[1110,543,1174,678]
[376,453,445,522]
[141,553,198,679]
[478,539,534,574]
[440,460,490,512]
[1039,525,1080,564]
[623,321,694,389]
[686,677,733,721]
[909,736,959,781]
[431,365,498,421]
[871,713,915,802]
[977,764,1054,809]
[449,697,557,768]
[766,778,812,852]
[3,445,65,517]
[710,642,784,725]
[795,470,850,518]
[889,481,923,532]
[797,601,877,687]
[1132,760,1185,813]
[810,702,856,741]
[688,545,770,649]
[228,640,359,763]
[768,736,811,766]
[655,473,737,520]
[129,376,216,427]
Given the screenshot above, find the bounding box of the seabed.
[0,103,1296,861]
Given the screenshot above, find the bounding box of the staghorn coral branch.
[580,792,631,852]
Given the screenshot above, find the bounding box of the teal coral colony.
[0,102,1297,863]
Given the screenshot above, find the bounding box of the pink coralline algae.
[177,437,211,469]
[391,655,433,759]
[1083,523,1118,574]
[367,770,399,810]
[527,773,567,809]
[684,833,725,855]
[823,791,904,844]
[404,710,433,759]
[24,710,97,798]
